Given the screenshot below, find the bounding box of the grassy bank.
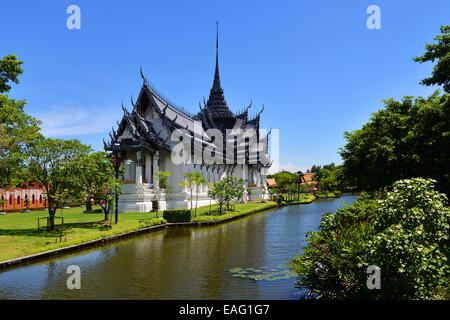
[191,201,279,222]
[0,201,280,262]
[0,207,166,262]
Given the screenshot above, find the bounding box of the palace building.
[104,25,272,212]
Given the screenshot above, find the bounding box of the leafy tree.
[414,25,450,93]
[209,176,245,214]
[179,171,196,212]
[291,178,450,299]
[29,138,91,230]
[340,93,450,195]
[0,83,42,187]
[0,55,23,94]
[267,171,296,191]
[78,152,121,221]
[179,171,206,217]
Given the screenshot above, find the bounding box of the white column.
[135,151,143,184]
[145,153,152,183]
[256,166,261,187]
[243,164,248,187]
[153,151,160,188]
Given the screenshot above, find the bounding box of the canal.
[0,195,357,299]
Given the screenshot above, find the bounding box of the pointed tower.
[205,22,236,129]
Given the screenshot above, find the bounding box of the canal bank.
[0,201,285,270]
[0,195,357,299]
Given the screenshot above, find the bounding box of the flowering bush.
[290,178,449,299]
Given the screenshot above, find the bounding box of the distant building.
[0,180,47,211]
[266,178,277,189]
[301,173,317,191]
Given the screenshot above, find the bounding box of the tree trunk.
[48,209,56,230]
[85,197,92,213]
[195,192,199,218]
[102,202,109,221]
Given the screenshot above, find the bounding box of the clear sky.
[1,0,449,172]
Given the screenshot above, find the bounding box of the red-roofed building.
[0,180,47,212]
[301,173,317,191]
[266,178,277,189]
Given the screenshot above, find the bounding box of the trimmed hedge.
[163,209,192,222]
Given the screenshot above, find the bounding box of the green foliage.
[77,152,122,220]
[0,55,23,93]
[28,138,92,229]
[413,25,450,93]
[290,178,450,299]
[209,176,245,214]
[139,218,167,227]
[340,93,450,196]
[179,171,206,217]
[0,94,42,188]
[366,178,449,299]
[163,209,191,222]
[267,171,296,190]
[154,171,171,187]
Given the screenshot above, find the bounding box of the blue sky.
[1,0,449,172]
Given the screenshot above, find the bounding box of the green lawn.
[0,201,279,262]
[0,206,165,262]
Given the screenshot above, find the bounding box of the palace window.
[17,196,20,205]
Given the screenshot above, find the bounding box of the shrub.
[277,197,283,205]
[140,218,167,227]
[290,178,450,299]
[333,190,342,197]
[163,209,191,222]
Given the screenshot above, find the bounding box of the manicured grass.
[0,206,165,262]
[0,201,281,262]
[191,201,279,222]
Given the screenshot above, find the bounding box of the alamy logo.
[66,5,81,30]
[366,5,381,30]
[366,265,381,290]
[66,265,81,289]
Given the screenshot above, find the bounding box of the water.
[0,195,357,299]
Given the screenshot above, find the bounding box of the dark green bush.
[290,178,450,300]
[163,209,191,222]
[277,197,283,204]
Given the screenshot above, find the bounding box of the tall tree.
[179,171,205,217]
[340,93,450,195]
[0,55,42,187]
[78,152,122,221]
[29,138,91,230]
[414,25,450,93]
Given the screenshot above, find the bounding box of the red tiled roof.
[266,178,277,187]
[302,173,315,184]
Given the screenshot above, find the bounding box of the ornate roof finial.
[213,21,220,90]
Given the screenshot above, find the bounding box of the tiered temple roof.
[104,24,270,167]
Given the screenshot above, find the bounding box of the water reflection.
[0,195,356,299]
